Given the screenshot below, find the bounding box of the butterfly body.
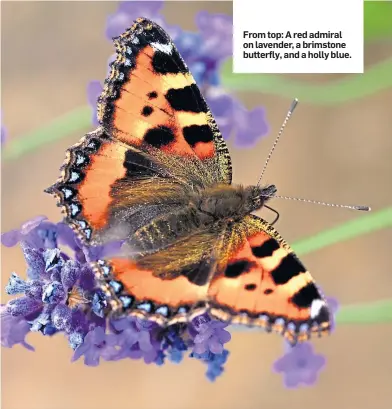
[47,17,331,345]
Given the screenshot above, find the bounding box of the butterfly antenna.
[264,194,371,212]
[256,98,299,187]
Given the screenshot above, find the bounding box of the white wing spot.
[310,299,326,319]
[151,42,173,54]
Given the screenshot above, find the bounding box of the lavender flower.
[105,1,180,40]
[1,110,7,145]
[110,317,161,364]
[87,81,103,127]
[326,296,339,332]
[1,215,57,249]
[196,11,233,62]
[190,313,231,354]
[273,342,326,388]
[3,237,104,346]
[71,326,118,366]
[1,305,34,351]
[206,89,269,146]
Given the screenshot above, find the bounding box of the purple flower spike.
[6,297,42,318]
[191,314,231,355]
[234,104,269,148]
[30,304,55,334]
[52,304,73,332]
[1,110,7,145]
[206,90,269,146]
[106,1,164,39]
[5,273,30,295]
[206,349,229,382]
[273,342,326,389]
[196,11,233,62]
[72,326,118,366]
[20,243,46,280]
[1,216,58,250]
[87,81,103,126]
[60,260,81,290]
[111,317,160,364]
[326,296,339,332]
[42,281,66,304]
[1,305,34,351]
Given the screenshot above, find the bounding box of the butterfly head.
[249,184,277,212]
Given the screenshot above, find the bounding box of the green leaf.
[220,57,392,104]
[337,298,392,324]
[292,207,392,256]
[2,106,91,161]
[364,1,392,41]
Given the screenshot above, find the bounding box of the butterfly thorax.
[192,183,277,222]
[119,183,277,255]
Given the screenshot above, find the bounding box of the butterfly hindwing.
[92,228,224,325]
[208,215,331,344]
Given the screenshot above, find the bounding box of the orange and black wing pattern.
[46,17,232,245]
[208,215,331,344]
[93,214,331,345]
[98,17,232,182]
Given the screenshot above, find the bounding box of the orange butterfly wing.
[208,215,331,344]
[46,18,231,244]
[93,215,331,345]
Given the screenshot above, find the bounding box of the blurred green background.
[1,2,392,409]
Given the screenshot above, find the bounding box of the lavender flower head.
[1,216,233,380]
[273,342,326,389]
[1,110,7,145]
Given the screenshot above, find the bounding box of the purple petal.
[138,330,153,352]
[1,305,34,350]
[118,0,163,15]
[196,11,233,61]
[92,326,106,345]
[84,349,100,366]
[234,104,269,148]
[1,229,20,247]
[193,342,207,355]
[283,372,301,388]
[194,327,214,344]
[105,1,164,40]
[6,297,42,317]
[87,81,103,126]
[78,264,95,291]
[21,243,45,279]
[1,111,7,145]
[52,304,73,332]
[20,216,47,235]
[56,222,80,251]
[216,328,231,344]
[87,80,103,106]
[61,260,81,289]
[208,336,224,354]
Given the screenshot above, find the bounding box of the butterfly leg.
[264,204,280,225]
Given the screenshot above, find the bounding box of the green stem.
[220,57,392,104]
[292,207,392,256]
[2,106,91,161]
[337,299,392,324]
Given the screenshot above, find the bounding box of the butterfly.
[46,17,331,345]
